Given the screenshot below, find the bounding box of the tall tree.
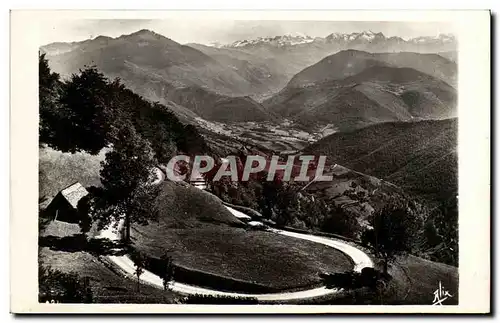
[39,53,62,147]
[362,200,422,274]
[55,66,114,154]
[92,124,160,242]
[177,124,209,155]
[133,251,145,293]
[40,58,209,158]
[274,183,300,227]
[322,203,361,239]
[160,253,175,291]
[259,172,282,220]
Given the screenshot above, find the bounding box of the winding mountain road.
[97,168,374,301]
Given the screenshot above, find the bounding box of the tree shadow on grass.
[39,234,128,256]
[320,268,391,290]
[318,268,397,305]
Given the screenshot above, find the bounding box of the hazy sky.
[39,19,455,46]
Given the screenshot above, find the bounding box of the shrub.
[320,267,389,291]
[159,253,175,290]
[38,266,93,303]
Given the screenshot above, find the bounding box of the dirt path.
[97,170,374,301]
[98,210,373,301]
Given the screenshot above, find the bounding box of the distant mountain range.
[40,29,285,123]
[205,31,457,100]
[223,31,456,53]
[225,32,317,48]
[40,29,457,129]
[40,29,277,97]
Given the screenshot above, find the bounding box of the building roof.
[41,219,81,238]
[60,182,89,209]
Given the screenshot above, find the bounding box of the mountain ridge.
[40,29,274,97]
[41,29,457,128]
[222,31,456,52]
[302,118,458,208]
[264,64,457,131]
[287,49,457,87]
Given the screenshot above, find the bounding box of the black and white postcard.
[10,9,491,314]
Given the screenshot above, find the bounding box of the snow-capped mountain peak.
[408,33,456,44]
[226,33,315,48]
[325,31,387,43]
[208,41,224,48]
[220,30,456,49]
[283,32,308,38]
[437,33,456,42]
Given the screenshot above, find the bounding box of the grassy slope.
[39,147,179,303]
[310,254,458,305]
[392,255,458,305]
[304,118,457,205]
[147,180,244,228]
[40,146,456,303]
[131,181,353,290]
[39,146,106,207]
[39,146,351,294]
[39,220,177,303]
[133,224,353,290]
[39,248,176,303]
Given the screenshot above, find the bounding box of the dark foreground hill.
[132,181,353,291]
[39,140,458,301]
[303,118,458,266]
[303,118,458,206]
